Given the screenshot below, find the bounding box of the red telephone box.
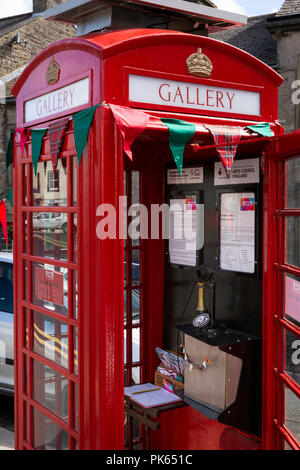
[11,29,300,451]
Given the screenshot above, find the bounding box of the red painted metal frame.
[262,135,300,450]
[11,28,288,451]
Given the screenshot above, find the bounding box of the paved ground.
[0,427,14,450]
[0,395,14,450]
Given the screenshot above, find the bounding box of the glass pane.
[124,330,127,365]
[124,289,127,324]
[132,367,140,385]
[284,441,294,450]
[283,329,300,386]
[74,382,78,432]
[72,157,77,207]
[132,328,140,364]
[32,262,68,316]
[23,213,28,254]
[132,251,140,286]
[33,310,68,370]
[32,160,67,207]
[285,217,300,269]
[131,171,140,246]
[284,386,300,444]
[23,164,27,205]
[286,158,300,209]
[33,407,68,450]
[0,261,13,313]
[284,273,300,328]
[73,327,78,375]
[72,270,78,320]
[33,360,68,422]
[132,289,140,324]
[32,212,68,261]
[73,214,78,263]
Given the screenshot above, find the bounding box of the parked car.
[0,254,140,397]
[0,252,14,396]
[32,213,71,233]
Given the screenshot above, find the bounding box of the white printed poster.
[167,167,203,185]
[220,192,256,274]
[169,198,199,267]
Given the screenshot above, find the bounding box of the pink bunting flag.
[16,127,30,157]
[0,200,8,244]
[109,104,150,160]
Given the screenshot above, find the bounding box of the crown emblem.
[46,57,60,85]
[186,48,213,78]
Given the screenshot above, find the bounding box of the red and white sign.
[35,267,64,306]
[128,74,261,117]
[25,77,89,123]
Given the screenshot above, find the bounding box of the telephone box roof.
[12,28,283,98]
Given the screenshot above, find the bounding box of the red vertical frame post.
[78,107,124,449]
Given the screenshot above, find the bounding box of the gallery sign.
[25,77,90,123]
[128,74,261,117]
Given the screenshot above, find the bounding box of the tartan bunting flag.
[16,127,30,156]
[0,200,8,244]
[161,118,196,174]
[49,117,69,171]
[205,125,242,176]
[109,104,150,160]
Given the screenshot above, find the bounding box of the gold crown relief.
[186,48,213,78]
[46,57,60,85]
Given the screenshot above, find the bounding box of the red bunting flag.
[109,104,150,160]
[0,201,8,244]
[205,125,242,176]
[49,118,69,171]
[16,127,30,156]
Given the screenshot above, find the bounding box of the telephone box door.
[264,138,300,450]
[14,129,80,450]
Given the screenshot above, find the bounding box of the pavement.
[0,427,14,450]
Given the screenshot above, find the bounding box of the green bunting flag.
[246,122,274,137]
[31,128,47,175]
[5,187,13,207]
[161,118,196,174]
[72,104,101,165]
[6,130,15,170]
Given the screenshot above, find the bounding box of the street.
[0,395,14,450]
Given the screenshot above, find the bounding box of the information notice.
[220,192,256,274]
[169,198,200,267]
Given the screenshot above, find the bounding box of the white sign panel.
[214,158,260,186]
[25,77,90,123]
[220,192,256,274]
[167,167,203,185]
[129,74,261,116]
[169,198,202,267]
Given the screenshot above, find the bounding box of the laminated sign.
[35,267,64,306]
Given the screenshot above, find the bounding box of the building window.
[47,170,60,192]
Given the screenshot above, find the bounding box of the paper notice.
[220,192,256,274]
[169,198,199,267]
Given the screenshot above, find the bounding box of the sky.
[212,0,284,16]
[0,0,287,20]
